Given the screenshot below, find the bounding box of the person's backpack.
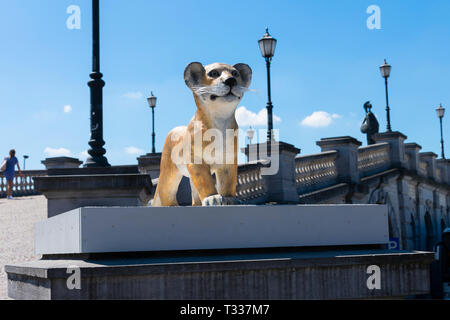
[1,159,7,172]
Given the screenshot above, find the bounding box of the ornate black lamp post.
[436,104,446,159]
[147,92,157,154]
[85,0,110,167]
[259,28,277,142]
[380,59,392,132]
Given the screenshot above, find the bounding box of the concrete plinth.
[34,205,389,255]
[6,249,433,300]
[34,166,153,218]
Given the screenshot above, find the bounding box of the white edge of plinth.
[35,208,82,255]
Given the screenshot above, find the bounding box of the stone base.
[6,249,433,300]
[34,205,389,255]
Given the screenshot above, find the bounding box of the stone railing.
[0,170,47,198]
[357,143,391,178]
[295,151,339,194]
[236,161,268,203]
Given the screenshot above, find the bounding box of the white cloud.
[44,147,71,157]
[123,91,143,100]
[301,111,341,128]
[125,146,145,155]
[63,105,72,113]
[235,106,281,127]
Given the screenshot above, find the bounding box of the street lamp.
[436,104,446,159]
[247,127,255,145]
[380,59,392,132]
[23,155,29,170]
[85,0,110,167]
[147,92,157,154]
[246,126,257,162]
[259,28,277,142]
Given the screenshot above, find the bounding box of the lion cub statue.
[152,62,252,207]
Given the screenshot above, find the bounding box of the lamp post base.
[84,156,110,168]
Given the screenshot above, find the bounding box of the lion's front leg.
[187,163,218,204]
[204,165,240,206]
[215,165,237,197]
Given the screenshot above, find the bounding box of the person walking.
[1,149,23,199]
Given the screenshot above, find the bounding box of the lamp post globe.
[380,59,392,79]
[147,92,157,154]
[259,28,277,144]
[436,104,445,119]
[380,59,392,132]
[259,28,277,60]
[147,91,157,109]
[436,104,446,159]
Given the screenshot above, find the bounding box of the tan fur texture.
[152,62,252,207]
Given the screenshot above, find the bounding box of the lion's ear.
[233,63,252,88]
[184,62,206,89]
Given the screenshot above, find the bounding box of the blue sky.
[1,0,449,169]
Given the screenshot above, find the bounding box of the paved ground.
[0,196,47,300]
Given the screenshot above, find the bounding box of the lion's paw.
[202,195,240,206]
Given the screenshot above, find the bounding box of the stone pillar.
[316,136,362,184]
[41,157,83,170]
[372,132,408,168]
[404,143,422,173]
[242,141,301,204]
[137,153,162,180]
[419,152,438,181]
[34,166,153,218]
[436,159,447,184]
[447,160,450,184]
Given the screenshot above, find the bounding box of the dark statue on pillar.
[360,101,380,145]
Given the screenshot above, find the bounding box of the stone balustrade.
[357,142,391,178]
[236,161,268,203]
[295,151,339,194]
[0,170,46,198]
[235,133,449,204]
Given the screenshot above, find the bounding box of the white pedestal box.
[35,205,389,255]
